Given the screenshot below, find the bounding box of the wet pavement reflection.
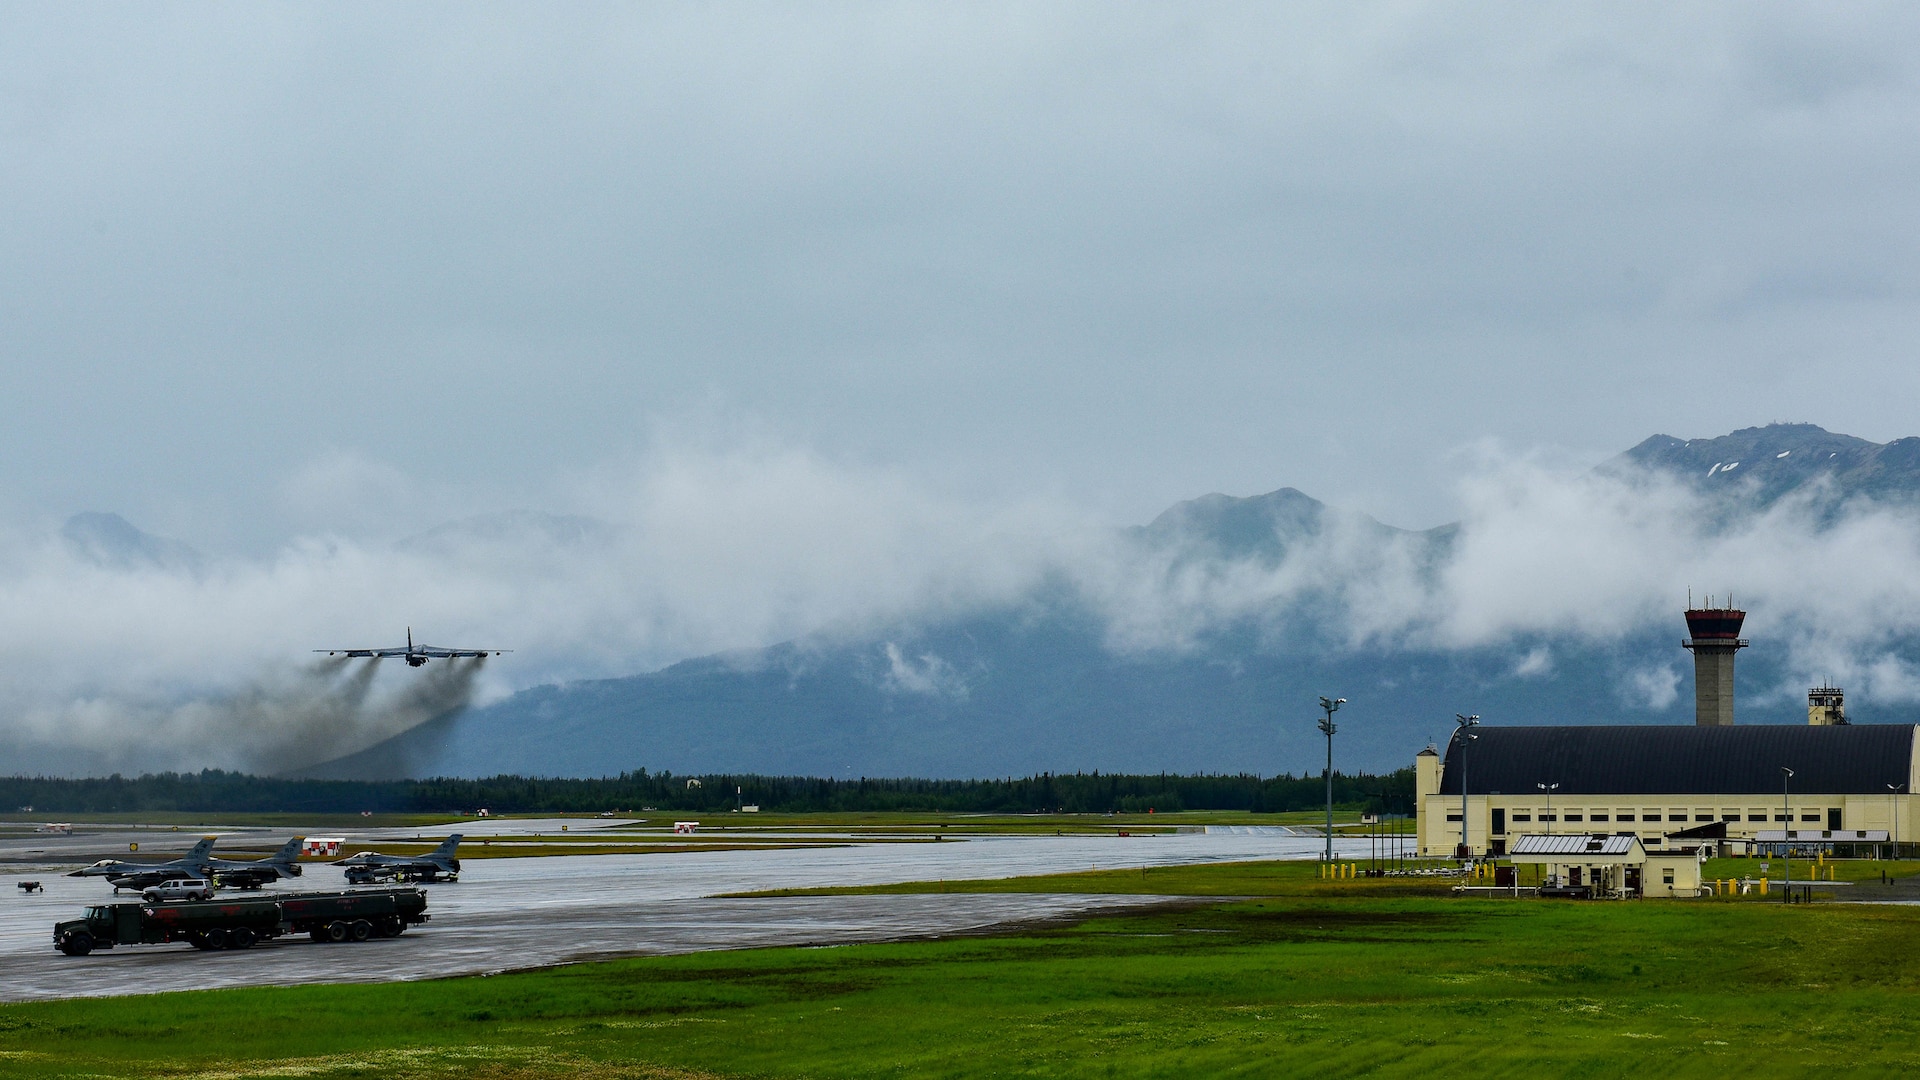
[1,829,1392,1000]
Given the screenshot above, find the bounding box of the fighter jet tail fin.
[185,837,217,864]
[271,837,304,866]
[432,834,462,858]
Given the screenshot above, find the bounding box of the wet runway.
[0,829,1397,1001]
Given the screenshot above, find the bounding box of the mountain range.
[303,422,1920,781]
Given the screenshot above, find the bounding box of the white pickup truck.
[141,879,215,903]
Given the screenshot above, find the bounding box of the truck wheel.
[349,919,373,942]
[202,928,230,950]
[324,920,350,943]
[59,932,95,956]
[230,928,257,950]
[377,916,404,937]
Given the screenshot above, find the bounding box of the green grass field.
[6,859,1920,1078]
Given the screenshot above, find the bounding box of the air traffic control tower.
[1682,601,1747,726]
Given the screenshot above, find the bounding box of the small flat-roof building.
[1506,833,1705,898]
[1417,724,1920,861]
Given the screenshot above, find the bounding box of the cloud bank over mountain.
[1,425,1917,776]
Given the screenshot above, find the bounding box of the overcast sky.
[4,3,1918,548]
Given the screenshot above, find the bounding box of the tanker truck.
[53,886,429,955]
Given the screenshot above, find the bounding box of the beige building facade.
[1415,725,1920,859]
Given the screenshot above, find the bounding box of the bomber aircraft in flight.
[68,837,217,892]
[316,628,507,667]
[335,834,463,884]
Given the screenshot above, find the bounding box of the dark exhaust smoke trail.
[144,655,483,776]
[259,656,485,775]
[378,656,485,742]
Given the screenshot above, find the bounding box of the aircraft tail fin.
[185,837,217,864]
[271,837,304,866]
[432,834,462,858]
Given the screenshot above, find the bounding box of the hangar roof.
[1439,724,1915,796]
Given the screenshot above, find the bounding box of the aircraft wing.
[412,645,507,658]
[316,646,414,658]
[314,645,506,658]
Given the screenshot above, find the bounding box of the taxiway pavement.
[1,829,1393,1001]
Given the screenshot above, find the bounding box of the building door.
[1568,866,1582,887]
[1828,808,1843,831]
[1625,867,1642,896]
[1491,808,1506,836]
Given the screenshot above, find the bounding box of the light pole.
[1536,782,1559,835]
[1318,696,1345,865]
[1890,783,1906,862]
[1781,767,1795,905]
[1455,714,1480,859]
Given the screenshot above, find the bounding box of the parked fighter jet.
[335,834,462,884]
[207,837,305,889]
[68,837,217,892]
[316,628,506,667]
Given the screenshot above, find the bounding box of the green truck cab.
[54,888,429,956]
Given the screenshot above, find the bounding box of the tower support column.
[1683,604,1747,727]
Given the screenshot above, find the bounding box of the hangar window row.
[1468,807,1845,831]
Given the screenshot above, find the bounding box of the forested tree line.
[0,768,1416,816]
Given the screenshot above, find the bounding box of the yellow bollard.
[1760,877,1769,896]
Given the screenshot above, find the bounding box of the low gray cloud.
[1,435,1917,772]
[1072,451,1920,709]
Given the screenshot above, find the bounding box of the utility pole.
[1536,782,1558,836]
[1781,767,1795,904]
[1454,714,1479,859]
[1890,783,1906,861]
[1318,696,1345,865]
